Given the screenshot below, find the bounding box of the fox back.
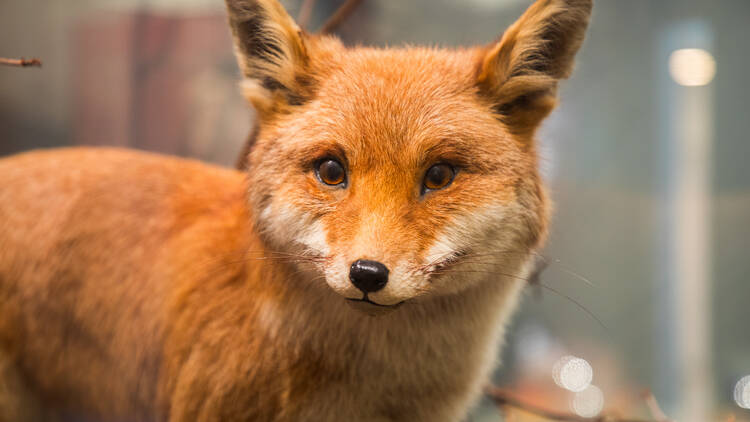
[0,1,591,421]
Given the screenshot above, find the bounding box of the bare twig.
[0,57,42,68]
[297,0,317,31]
[319,0,364,34]
[484,386,658,422]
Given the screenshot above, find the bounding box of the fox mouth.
[345,295,404,315]
[346,296,403,308]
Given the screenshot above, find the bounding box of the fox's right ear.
[477,0,592,136]
[225,0,311,118]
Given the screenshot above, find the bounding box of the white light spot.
[552,355,593,393]
[735,375,750,409]
[570,385,604,418]
[669,48,716,87]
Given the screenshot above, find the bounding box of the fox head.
[226,0,591,312]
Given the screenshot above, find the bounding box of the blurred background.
[1,0,749,420]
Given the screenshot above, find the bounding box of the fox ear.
[225,0,311,118]
[477,0,592,135]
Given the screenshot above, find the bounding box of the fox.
[0,0,591,420]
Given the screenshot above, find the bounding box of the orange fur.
[0,0,591,420]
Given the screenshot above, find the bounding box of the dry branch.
[297,0,317,30]
[484,386,661,422]
[0,57,42,68]
[319,0,364,34]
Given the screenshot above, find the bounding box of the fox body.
[0,0,591,421]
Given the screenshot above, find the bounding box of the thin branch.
[297,0,317,31]
[0,57,42,68]
[484,386,657,422]
[319,0,364,34]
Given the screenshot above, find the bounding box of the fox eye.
[316,159,346,186]
[423,164,455,192]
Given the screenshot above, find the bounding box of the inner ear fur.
[225,0,312,117]
[477,0,592,134]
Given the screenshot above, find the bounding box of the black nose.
[349,259,389,293]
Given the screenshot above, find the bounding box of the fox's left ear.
[225,0,311,119]
[477,0,592,135]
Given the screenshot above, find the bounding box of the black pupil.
[320,160,343,184]
[426,165,450,188]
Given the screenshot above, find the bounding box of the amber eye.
[423,163,455,192]
[316,159,346,186]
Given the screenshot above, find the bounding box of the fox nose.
[349,259,389,293]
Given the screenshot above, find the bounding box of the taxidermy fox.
[0,0,591,420]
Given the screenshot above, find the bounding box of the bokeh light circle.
[669,48,716,87]
[735,375,750,409]
[570,385,604,418]
[552,355,593,393]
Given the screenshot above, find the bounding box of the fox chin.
[0,0,591,421]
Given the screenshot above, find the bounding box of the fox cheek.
[417,203,532,294]
[425,204,509,260]
[257,201,330,258]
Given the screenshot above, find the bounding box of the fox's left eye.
[316,159,346,186]
[423,163,455,192]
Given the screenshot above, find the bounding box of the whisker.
[426,265,606,331]
[286,265,326,279]
[420,249,534,273]
[190,248,332,282]
[246,250,327,259]
[306,275,328,284]
[244,251,328,260]
[194,249,328,270]
[418,249,461,272]
[428,268,534,284]
[428,249,595,288]
[458,250,541,260]
[548,259,595,287]
[537,283,608,332]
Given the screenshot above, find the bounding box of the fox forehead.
[270,45,532,178]
[315,46,482,105]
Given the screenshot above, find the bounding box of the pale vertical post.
[657,20,715,422]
